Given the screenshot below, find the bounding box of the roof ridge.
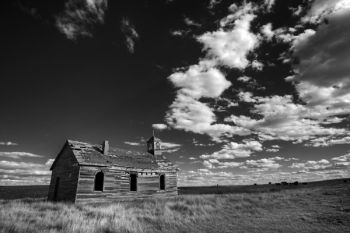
[63,139,176,170]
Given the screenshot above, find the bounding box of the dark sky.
[1,0,350,186]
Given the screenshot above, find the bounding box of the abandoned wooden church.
[47,136,178,203]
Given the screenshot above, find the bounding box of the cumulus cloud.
[306,135,350,147]
[203,159,242,169]
[169,64,231,99]
[192,138,215,147]
[166,0,350,184]
[179,168,349,186]
[292,11,350,116]
[225,7,350,144]
[226,95,346,142]
[166,2,260,141]
[56,0,108,40]
[179,169,252,186]
[260,23,274,40]
[198,3,259,69]
[264,0,276,12]
[291,29,316,50]
[200,140,262,160]
[291,159,330,169]
[290,157,350,173]
[166,94,250,141]
[238,91,256,103]
[242,157,282,170]
[266,148,279,153]
[121,17,139,53]
[179,159,348,186]
[202,156,283,171]
[251,60,264,70]
[237,76,251,82]
[260,0,350,147]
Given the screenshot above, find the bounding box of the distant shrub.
[293,181,299,185]
[281,182,288,186]
[268,182,272,185]
[254,183,257,186]
[302,182,308,185]
[275,183,281,186]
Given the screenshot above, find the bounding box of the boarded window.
[160,174,165,190]
[130,173,137,191]
[94,171,104,191]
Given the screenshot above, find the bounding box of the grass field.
[0,179,350,233]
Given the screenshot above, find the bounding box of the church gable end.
[47,142,80,202]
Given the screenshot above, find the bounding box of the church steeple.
[147,135,162,157]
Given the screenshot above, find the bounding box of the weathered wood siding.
[76,166,177,203]
[47,144,80,202]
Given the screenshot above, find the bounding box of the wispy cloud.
[0,152,43,159]
[56,0,108,40]
[152,124,168,131]
[0,142,18,146]
[184,17,201,27]
[208,0,222,10]
[263,0,276,12]
[0,159,52,185]
[121,17,139,53]
[124,141,142,146]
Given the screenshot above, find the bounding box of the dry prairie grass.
[1,183,349,233]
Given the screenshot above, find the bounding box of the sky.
[1,0,350,186]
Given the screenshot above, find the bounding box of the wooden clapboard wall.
[75,166,178,203]
[47,144,80,202]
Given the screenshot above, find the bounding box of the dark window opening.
[160,174,165,190]
[53,177,60,201]
[94,171,104,191]
[130,173,137,191]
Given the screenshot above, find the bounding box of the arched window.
[160,174,165,190]
[94,171,104,191]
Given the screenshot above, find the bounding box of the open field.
[1,178,349,199]
[0,179,350,233]
[180,178,350,195]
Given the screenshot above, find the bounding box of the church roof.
[50,139,177,171]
